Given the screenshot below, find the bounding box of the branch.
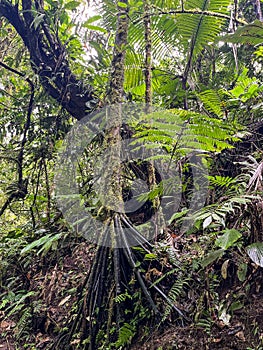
[254,0,263,22]
[0,0,98,120]
[0,155,19,163]
[0,194,15,217]
[0,61,33,88]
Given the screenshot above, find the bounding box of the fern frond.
[115,322,136,348]
[134,108,240,156]
[198,89,225,117]
[177,0,231,66]
[162,277,187,322]
[16,307,32,339]
[207,175,236,188]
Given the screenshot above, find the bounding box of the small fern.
[196,316,212,334]
[15,307,32,339]
[114,322,136,348]
[207,175,236,188]
[192,194,255,230]
[161,277,188,322]
[114,290,133,303]
[5,291,36,317]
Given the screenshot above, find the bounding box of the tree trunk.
[0,0,97,119]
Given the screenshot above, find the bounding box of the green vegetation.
[0,0,263,349]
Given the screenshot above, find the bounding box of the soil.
[131,296,263,350]
[0,240,262,350]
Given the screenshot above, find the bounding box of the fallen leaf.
[212,338,222,343]
[221,259,229,279]
[0,320,15,329]
[58,295,71,306]
[235,330,246,341]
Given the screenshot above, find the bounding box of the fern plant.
[114,322,136,349]
[134,108,240,155]
[161,276,188,323]
[90,0,234,103]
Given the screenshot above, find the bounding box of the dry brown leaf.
[0,320,15,330]
[58,295,71,307]
[235,330,246,341]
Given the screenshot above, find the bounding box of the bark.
[106,0,129,104]
[0,0,97,120]
[103,0,129,214]
[254,0,263,21]
[144,0,152,106]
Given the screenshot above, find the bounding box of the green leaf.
[21,233,62,255]
[83,24,108,34]
[118,1,128,8]
[37,233,62,255]
[144,253,157,260]
[169,209,189,224]
[84,15,102,24]
[64,0,80,10]
[201,249,225,268]
[246,242,263,267]
[220,20,263,46]
[135,261,141,267]
[230,85,244,98]
[237,263,247,282]
[215,229,242,249]
[31,14,45,30]
[21,234,52,254]
[229,300,244,312]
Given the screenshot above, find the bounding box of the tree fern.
[90,0,233,100]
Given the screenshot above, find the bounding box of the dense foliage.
[0,0,263,349]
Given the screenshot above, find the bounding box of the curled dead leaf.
[235,330,246,341]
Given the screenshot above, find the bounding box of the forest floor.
[131,296,263,349]
[0,240,262,350]
[1,297,262,349]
